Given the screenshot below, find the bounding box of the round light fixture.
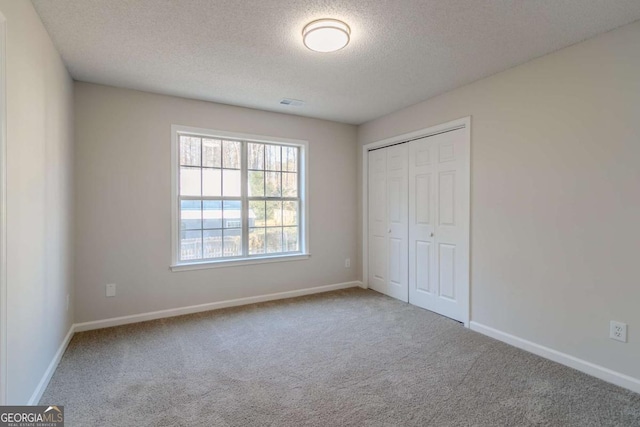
[302,19,351,53]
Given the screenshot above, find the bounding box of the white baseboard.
[470,321,640,394]
[74,281,362,332]
[28,324,74,405]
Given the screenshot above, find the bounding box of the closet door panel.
[385,144,409,302]
[367,149,387,294]
[409,128,469,322]
[409,138,436,307]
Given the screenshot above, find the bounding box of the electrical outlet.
[106,283,116,297]
[609,321,627,343]
[345,258,351,268]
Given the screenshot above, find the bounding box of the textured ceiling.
[31,1,640,124]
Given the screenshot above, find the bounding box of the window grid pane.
[178,134,302,262]
[283,227,299,252]
[203,229,222,258]
[223,229,242,257]
[202,168,222,197]
[180,230,202,260]
[180,200,202,230]
[248,143,264,170]
[282,172,297,197]
[265,172,281,197]
[203,200,222,229]
[202,139,221,168]
[266,227,283,253]
[180,136,201,167]
[223,140,241,169]
[265,144,281,171]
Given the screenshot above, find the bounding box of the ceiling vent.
[280,98,305,107]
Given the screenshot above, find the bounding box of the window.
[171,125,308,269]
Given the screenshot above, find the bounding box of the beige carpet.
[41,288,640,426]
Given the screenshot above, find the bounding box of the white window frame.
[170,125,310,271]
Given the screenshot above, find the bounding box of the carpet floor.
[41,288,640,426]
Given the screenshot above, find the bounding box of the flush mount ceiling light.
[302,19,351,53]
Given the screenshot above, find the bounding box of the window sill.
[170,253,311,272]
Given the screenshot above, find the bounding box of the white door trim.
[361,116,471,326]
[0,12,8,405]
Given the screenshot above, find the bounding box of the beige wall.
[358,21,640,380]
[0,0,74,404]
[74,83,358,323]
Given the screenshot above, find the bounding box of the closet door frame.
[361,116,471,327]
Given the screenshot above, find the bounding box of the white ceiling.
[32,1,640,125]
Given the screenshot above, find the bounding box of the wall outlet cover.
[106,283,117,297]
[609,320,627,343]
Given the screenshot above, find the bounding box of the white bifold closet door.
[408,128,469,322]
[367,144,409,302]
[368,127,469,323]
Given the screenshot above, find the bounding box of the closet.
[366,123,470,323]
